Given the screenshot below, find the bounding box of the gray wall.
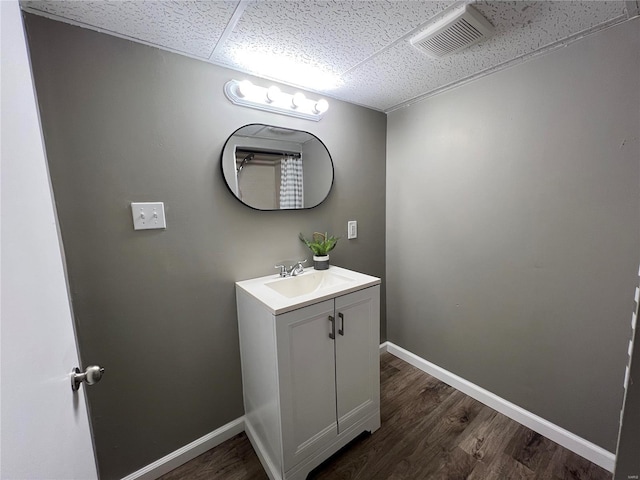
[24,14,386,480]
[386,18,639,452]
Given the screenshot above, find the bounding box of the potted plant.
[299,232,339,270]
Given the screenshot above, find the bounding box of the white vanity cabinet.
[236,268,380,480]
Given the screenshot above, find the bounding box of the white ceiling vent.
[410,4,494,58]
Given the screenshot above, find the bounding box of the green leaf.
[299,231,339,256]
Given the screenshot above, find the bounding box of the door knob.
[71,365,105,391]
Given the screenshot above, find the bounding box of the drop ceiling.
[21,0,639,112]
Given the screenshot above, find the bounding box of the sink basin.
[265,270,355,298]
[236,266,381,314]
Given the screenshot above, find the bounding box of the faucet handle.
[291,259,307,276]
[274,264,287,277]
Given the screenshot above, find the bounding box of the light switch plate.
[347,220,357,239]
[131,202,166,230]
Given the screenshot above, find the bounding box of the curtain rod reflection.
[236,149,301,159]
[235,149,302,174]
[236,152,254,174]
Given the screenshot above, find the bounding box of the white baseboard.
[385,342,616,473]
[379,341,389,353]
[120,417,245,480]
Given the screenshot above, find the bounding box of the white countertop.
[236,265,381,315]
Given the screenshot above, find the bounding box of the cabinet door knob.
[338,312,344,336]
[328,315,335,339]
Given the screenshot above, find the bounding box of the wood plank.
[468,452,537,480]
[158,432,267,480]
[458,408,521,466]
[505,424,559,472]
[541,447,613,480]
[360,392,485,479]
[393,395,486,479]
[428,447,479,480]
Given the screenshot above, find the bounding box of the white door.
[0,2,98,478]
[335,286,381,434]
[277,299,338,471]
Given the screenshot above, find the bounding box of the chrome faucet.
[275,259,307,277]
[290,260,306,276]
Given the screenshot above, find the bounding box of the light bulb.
[266,86,281,103]
[313,99,329,114]
[291,92,306,109]
[237,80,253,98]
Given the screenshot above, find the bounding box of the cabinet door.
[335,286,380,434]
[276,300,338,471]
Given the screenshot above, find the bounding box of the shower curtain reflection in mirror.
[280,155,304,209]
[235,151,303,209]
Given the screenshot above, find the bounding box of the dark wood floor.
[159,352,612,480]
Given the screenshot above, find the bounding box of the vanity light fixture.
[266,86,281,103]
[224,79,329,121]
[314,99,329,114]
[237,80,254,98]
[291,92,306,109]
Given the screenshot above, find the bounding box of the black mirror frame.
[220,123,335,211]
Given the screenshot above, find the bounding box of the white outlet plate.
[131,202,166,230]
[347,220,357,239]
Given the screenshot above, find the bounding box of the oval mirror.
[221,124,334,210]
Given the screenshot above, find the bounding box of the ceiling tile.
[23,0,239,58]
[212,0,455,89]
[473,0,627,52]
[337,1,627,110]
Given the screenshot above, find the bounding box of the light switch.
[347,220,357,239]
[131,202,166,230]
